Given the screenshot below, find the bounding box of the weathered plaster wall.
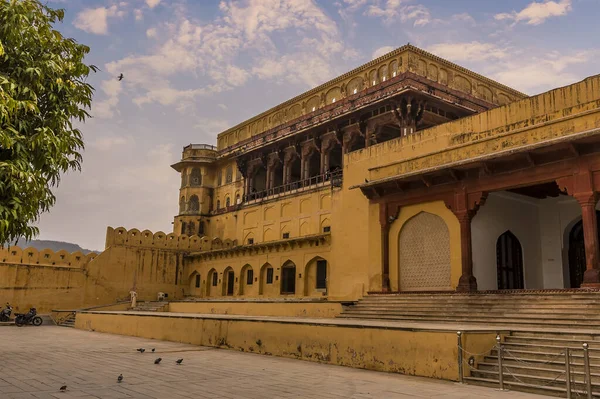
[75,312,497,381]
[1,227,188,313]
[0,262,85,314]
[472,192,543,290]
[471,192,600,290]
[168,301,343,318]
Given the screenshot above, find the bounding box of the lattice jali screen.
[399,212,451,291]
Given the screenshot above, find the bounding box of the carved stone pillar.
[557,168,600,287]
[455,210,476,291]
[379,203,399,292]
[446,189,487,292]
[575,192,600,287]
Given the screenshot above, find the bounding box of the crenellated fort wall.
[0,226,197,313]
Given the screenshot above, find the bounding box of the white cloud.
[492,50,596,93]
[146,0,161,8]
[73,5,125,35]
[426,41,509,63]
[92,78,123,119]
[495,0,572,26]
[372,46,395,59]
[363,0,432,26]
[134,8,143,21]
[89,136,134,151]
[95,0,351,117]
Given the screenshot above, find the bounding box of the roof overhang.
[352,127,600,200]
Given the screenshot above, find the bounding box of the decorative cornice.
[215,44,527,150]
[185,233,331,260]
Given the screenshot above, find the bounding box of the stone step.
[506,336,600,346]
[490,348,600,362]
[484,357,600,374]
[470,367,599,393]
[501,341,600,353]
[343,308,600,319]
[511,332,600,341]
[352,303,600,310]
[337,313,600,327]
[364,296,600,302]
[464,376,599,398]
[477,361,600,382]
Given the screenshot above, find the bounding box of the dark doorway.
[568,212,600,288]
[496,231,524,289]
[281,264,296,294]
[227,271,234,295]
[316,260,327,290]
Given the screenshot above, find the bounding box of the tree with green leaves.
[0,0,96,245]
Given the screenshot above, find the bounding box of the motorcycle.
[0,303,12,322]
[14,307,43,327]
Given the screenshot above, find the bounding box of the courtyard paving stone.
[0,326,546,398]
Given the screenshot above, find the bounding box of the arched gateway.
[398,212,451,291]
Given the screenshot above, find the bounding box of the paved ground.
[0,326,545,399]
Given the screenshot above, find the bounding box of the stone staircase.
[131,301,169,312]
[338,291,600,397]
[337,291,600,329]
[467,331,600,397]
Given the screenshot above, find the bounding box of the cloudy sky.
[37,0,599,251]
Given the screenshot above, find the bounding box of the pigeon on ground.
[140,348,145,353]
[176,358,183,364]
[151,348,155,352]
[118,73,124,81]
[154,357,162,364]
[60,385,67,391]
[117,374,123,383]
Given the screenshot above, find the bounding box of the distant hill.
[10,239,100,255]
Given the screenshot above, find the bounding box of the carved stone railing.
[243,170,343,204]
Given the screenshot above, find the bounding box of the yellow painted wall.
[0,262,85,314]
[75,312,496,381]
[185,243,332,299]
[168,301,343,318]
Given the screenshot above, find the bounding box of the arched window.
[216,199,221,210]
[212,271,218,286]
[226,165,233,184]
[496,231,524,290]
[236,193,241,204]
[187,221,195,236]
[198,221,205,236]
[190,167,201,186]
[195,274,200,288]
[188,195,199,212]
[225,197,231,207]
[179,196,185,213]
[180,222,187,235]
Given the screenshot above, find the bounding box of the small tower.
[171,144,218,237]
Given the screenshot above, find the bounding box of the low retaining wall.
[75,311,497,381]
[168,301,344,318]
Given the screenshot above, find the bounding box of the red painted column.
[379,203,399,292]
[455,210,477,292]
[448,189,486,292]
[575,192,600,287]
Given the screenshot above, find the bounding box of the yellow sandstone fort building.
[4,44,600,305]
[4,44,600,394]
